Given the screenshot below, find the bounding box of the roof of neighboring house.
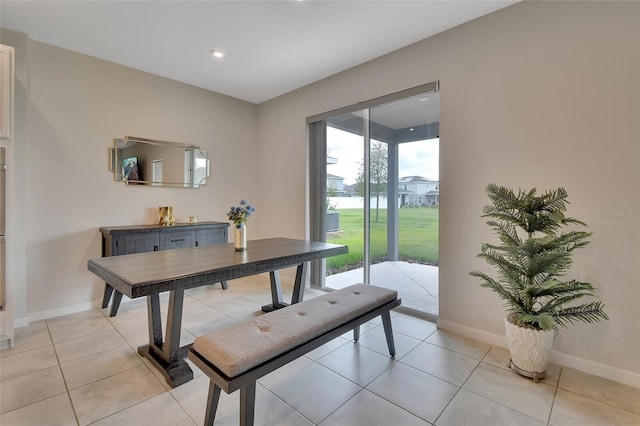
[343,183,359,194]
[426,190,439,195]
[399,175,438,183]
[327,173,344,180]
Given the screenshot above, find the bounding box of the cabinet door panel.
[195,229,227,247]
[159,231,196,250]
[0,45,14,140]
[118,234,159,254]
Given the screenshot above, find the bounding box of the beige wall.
[0,28,259,320]
[257,1,639,385]
[1,0,638,385]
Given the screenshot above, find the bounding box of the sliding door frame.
[307,81,439,289]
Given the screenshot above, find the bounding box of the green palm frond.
[527,249,573,277]
[553,231,592,251]
[562,217,589,227]
[485,220,522,247]
[523,279,594,299]
[470,183,608,330]
[553,302,609,328]
[469,270,524,308]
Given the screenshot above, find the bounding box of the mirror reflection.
[112,136,210,188]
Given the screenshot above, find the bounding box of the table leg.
[148,293,163,347]
[262,270,289,312]
[138,289,193,387]
[291,262,308,304]
[261,263,308,312]
[109,291,123,317]
[102,284,124,317]
[101,284,114,309]
[164,290,184,364]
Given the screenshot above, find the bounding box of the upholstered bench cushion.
[192,284,397,378]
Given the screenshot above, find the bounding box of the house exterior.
[399,176,439,206]
[326,173,345,197]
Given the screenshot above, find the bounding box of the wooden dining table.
[87,237,348,387]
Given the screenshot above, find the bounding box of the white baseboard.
[27,300,103,323]
[437,318,640,389]
[437,318,509,348]
[13,316,28,328]
[549,351,640,389]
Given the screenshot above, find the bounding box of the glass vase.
[234,223,247,251]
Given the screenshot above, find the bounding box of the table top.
[88,237,348,298]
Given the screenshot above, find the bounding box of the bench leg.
[220,281,228,290]
[204,381,221,426]
[381,311,396,357]
[240,382,256,426]
[353,326,360,342]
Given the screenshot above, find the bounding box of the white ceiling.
[0,1,517,104]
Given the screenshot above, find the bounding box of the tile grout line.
[457,352,559,425]
[46,318,81,426]
[257,381,317,425]
[429,343,490,425]
[81,308,174,424]
[546,367,563,426]
[554,381,640,417]
[57,310,163,424]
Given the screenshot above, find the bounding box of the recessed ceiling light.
[418,97,429,102]
[210,49,224,58]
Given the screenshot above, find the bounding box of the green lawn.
[325,207,439,273]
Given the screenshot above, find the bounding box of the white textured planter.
[504,316,555,382]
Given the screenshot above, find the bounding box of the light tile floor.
[326,262,439,317]
[1,274,638,425]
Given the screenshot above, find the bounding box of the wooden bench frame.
[188,297,401,426]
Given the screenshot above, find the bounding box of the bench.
[188,284,401,426]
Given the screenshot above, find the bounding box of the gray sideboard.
[100,221,229,316]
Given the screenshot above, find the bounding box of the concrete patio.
[325,261,439,317]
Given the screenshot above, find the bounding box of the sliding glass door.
[308,82,439,317]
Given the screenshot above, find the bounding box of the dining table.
[87,237,348,387]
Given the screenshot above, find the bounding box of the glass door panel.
[311,85,439,317]
[367,93,440,317]
[324,112,365,288]
[368,138,389,269]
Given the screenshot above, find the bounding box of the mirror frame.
[110,136,211,188]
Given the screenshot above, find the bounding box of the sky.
[327,127,439,185]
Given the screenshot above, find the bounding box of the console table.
[99,221,229,316]
[87,238,348,387]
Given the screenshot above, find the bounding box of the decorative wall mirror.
[110,136,210,188]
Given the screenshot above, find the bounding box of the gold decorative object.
[159,206,175,226]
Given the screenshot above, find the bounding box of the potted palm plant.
[470,183,608,382]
